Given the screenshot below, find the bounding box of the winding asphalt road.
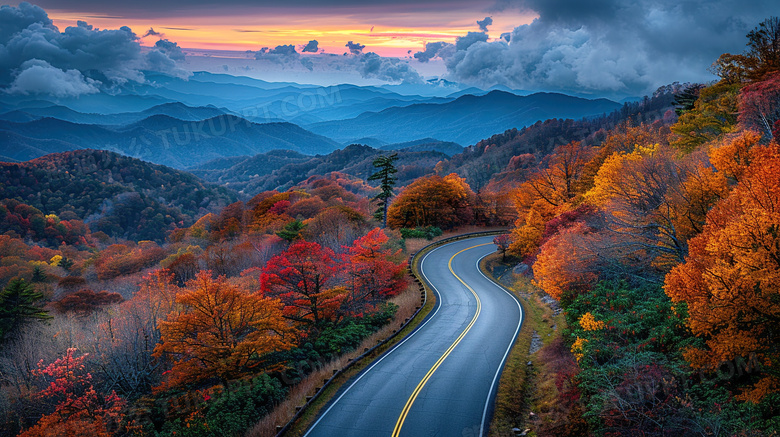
[303,236,524,437]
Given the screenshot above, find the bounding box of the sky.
[35,0,534,55]
[1,1,777,99]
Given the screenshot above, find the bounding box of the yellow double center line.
[391,243,489,437]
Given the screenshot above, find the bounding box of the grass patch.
[480,253,567,437]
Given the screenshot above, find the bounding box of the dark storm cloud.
[268,44,298,55]
[346,41,366,55]
[0,2,53,42]
[359,52,422,83]
[254,44,300,64]
[477,16,492,32]
[454,31,489,51]
[143,27,163,37]
[436,0,776,96]
[0,2,188,96]
[154,38,185,60]
[413,41,455,62]
[301,39,319,52]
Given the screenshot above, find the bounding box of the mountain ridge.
[306,90,621,145]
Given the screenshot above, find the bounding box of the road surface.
[303,235,523,437]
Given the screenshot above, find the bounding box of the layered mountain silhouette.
[0,114,340,168]
[306,91,621,145]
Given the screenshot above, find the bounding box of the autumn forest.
[1,11,780,437]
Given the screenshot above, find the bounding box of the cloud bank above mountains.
[413,0,774,95]
[1,0,776,98]
[0,2,188,97]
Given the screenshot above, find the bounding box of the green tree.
[31,265,47,283]
[673,84,704,115]
[368,153,399,228]
[0,279,51,341]
[58,256,74,272]
[670,82,740,152]
[276,219,306,242]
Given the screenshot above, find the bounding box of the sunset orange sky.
[44,7,535,56]
[2,1,774,97]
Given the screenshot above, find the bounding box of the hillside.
[0,131,76,162]
[439,86,678,191]
[0,102,230,125]
[196,144,448,194]
[380,138,463,156]
[189,149,312,184]
[0,149,236,241]
[306,91,622,145]
[0,115,341,169]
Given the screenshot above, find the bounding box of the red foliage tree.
[492,234,512,261]
[739,71,780,141]
[21,348,124,437]
[54,289,124,316]
[342,228,407,314]
[260,241,346,329]
[533,222,598,301]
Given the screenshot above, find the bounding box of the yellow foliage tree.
[579,312,605,331]
[670,82,740,152]
[585,143,726,269]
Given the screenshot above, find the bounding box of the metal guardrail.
[275,229,508,436]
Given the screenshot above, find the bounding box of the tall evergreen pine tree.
[368,153,399,228]
[0,279,50,341]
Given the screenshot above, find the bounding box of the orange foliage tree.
[709,130,763,182]
[509,141,591,258]
[664,143,780,402]
[579,121,672,191]
[533,222,598,301]
[154,271,294,389]
[387,173,474,229]
[260,241,346,329]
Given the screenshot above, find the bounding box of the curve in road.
[303,236,523,437]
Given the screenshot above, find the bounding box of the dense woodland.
[1,16,779,437]
[500,18,780,436]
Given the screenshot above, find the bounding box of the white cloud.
[7,59,99,97]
